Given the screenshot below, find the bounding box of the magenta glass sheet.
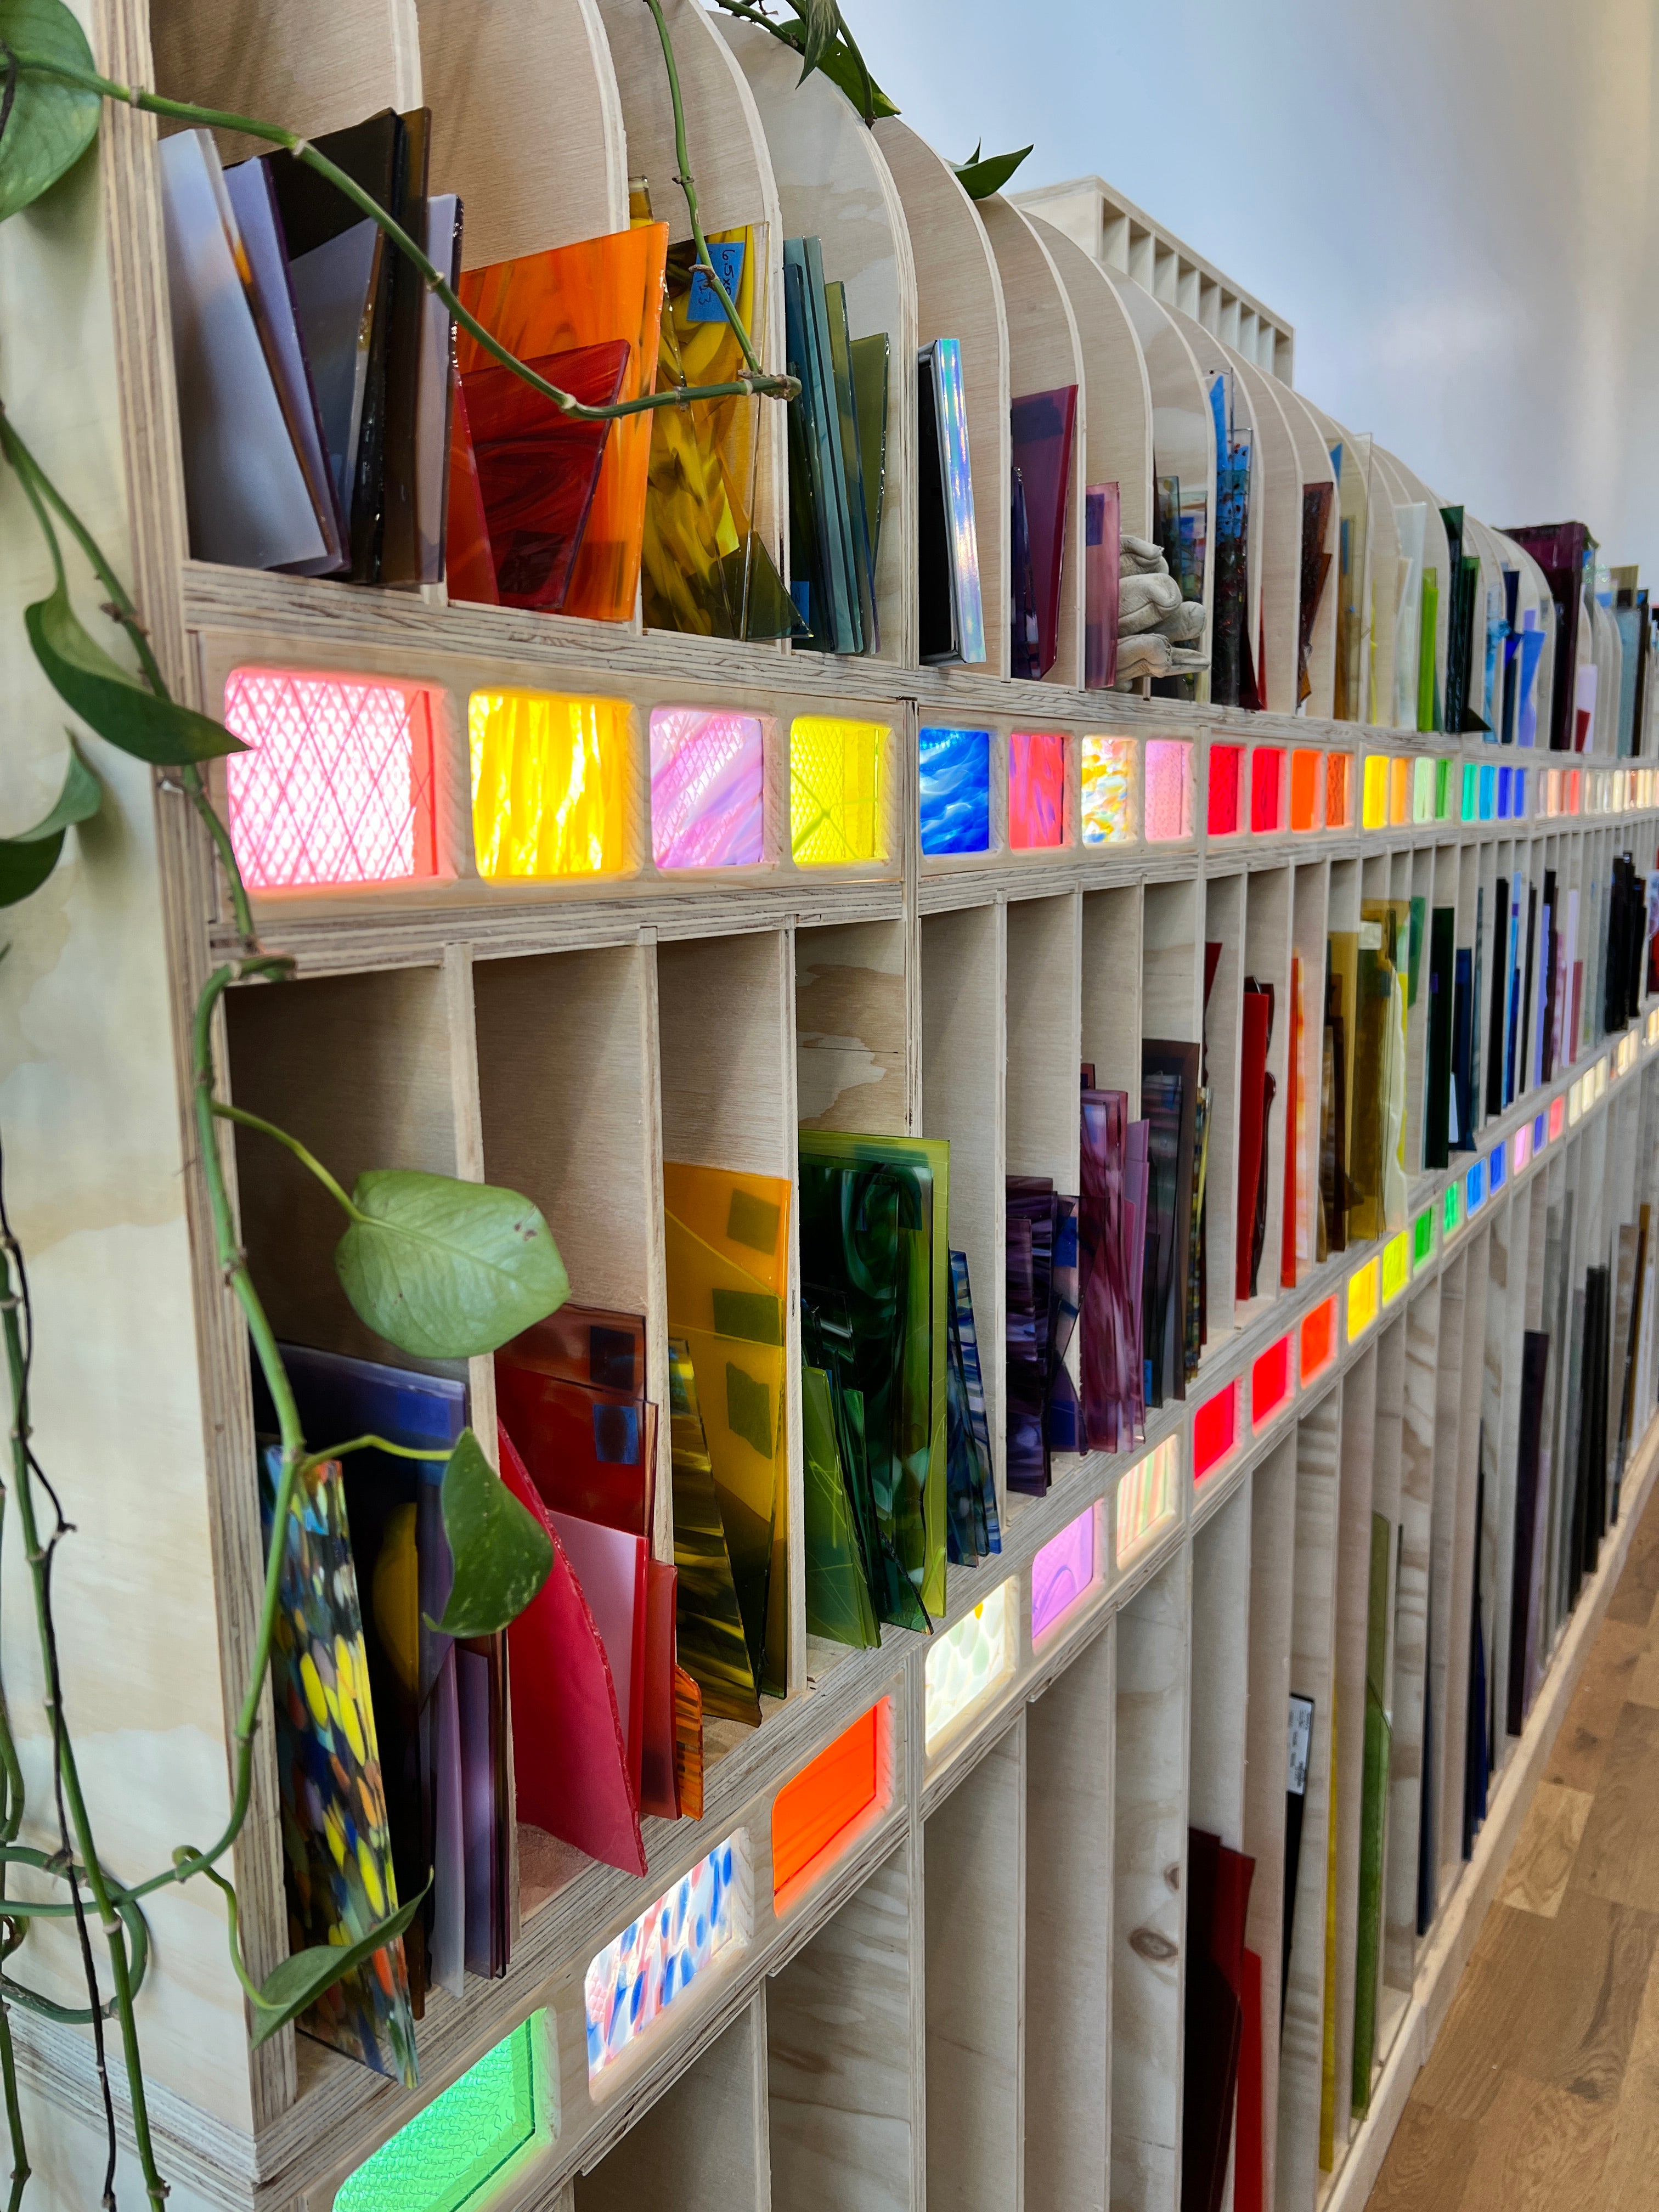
[1144,740,1193,843]
[1031,1503,1098,1643]
[650,706,765,868]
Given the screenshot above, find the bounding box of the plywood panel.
[578,1992,771,2212]
[797,918,911,1136]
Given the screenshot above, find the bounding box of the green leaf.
[25,577,245,765]
[725,1,897,118]
[0,736,99,906]
[812,38,898,119]
[793,0,840,84]
[249,1886,426,2047]
[0,0,102,224]
[953,144,1035,201]
[428,1427,552,1637]
[335,1170,570,1361]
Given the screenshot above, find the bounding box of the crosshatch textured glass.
[585,1833,749,2079]
[790,716,885,864]
[649,706,766,869]
[224,668,436,889]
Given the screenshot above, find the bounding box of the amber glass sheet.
[457,223,668,622]
[470,689,627,879]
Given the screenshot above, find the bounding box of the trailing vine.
[0,0,919,2200]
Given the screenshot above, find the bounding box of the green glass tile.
[336,2015,552,2212]
[1435,759,1451,821]
[1412,1205,1435,1271]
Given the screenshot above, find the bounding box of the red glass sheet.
[1209,743,1244,835]
[1251,1335,1291,1428]
[1193,1383,1238,1481]
[1250,747,1284,833]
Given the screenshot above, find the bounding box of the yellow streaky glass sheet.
[470,690,627,879]
[790,716,885,865]
[662,1161,791,1294]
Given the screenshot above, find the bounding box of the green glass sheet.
[802,1363,879,1647]
[334,2012,550,2212]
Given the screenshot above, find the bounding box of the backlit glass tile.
[924,1581,1015,1751]
[1082,735,1135,845]
[772,1706,883,1900]
[1301,1296,1337,1381]
[585,1833,749,2080]
[470,689,627,878]
[1290,748,1321,831]
[1325,752,1352,827]
[1145,741,1193,841]
[1251,1335,1292,1428]
[335,2015,554,2212]
[1193,1382,1238,1480]
[1031,1503,1101,1643]
[1362,754,1389,829]
[225,668,437,889]
[1251,747,1285,833]
[1209,742,1244,835]
[790,716,884,864]
[919,726,991,855]
[1116,1436,1180,1563]
[1347,1257,1379,1340]
[649,706,765,868]
[1009,730,1067,848]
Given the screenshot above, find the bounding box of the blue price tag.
[688,241,746,323]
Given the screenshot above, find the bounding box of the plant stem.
[0,407,261,952]
[1,52,798,417]
[211,1101,357,1217]
[638,0,765,378]
[298,1434,454,1479]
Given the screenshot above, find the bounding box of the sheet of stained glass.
[668,1336,760,1727]
[1325,752,1352,828]
[1009,730,1066,848]
[456,223,668,624]
[946,1248,1001,1565]
[923,1579,1015,1753]
[1208,743,1243,835]
[1145,741,1192,842]
[803,1362,879,1647]
[470,689,627,879]
[225,668,436,889]
[584,1832,750,2079]
[649,706,765,870]
[1115,1435,1180,1564]
[919,726,991,855]
[258,1446,417,2089]
[1082,736,1134,845]
[334,2013,552,2212]
[1031,1503,1100,1643]
[791,714,884,864]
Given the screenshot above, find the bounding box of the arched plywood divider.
[1111,275,1216,694]
[978,197,1087,689]
[595,0,787,581]
[1223,345,1302,714]
[148,0,420,157]
[1273,383,1340,721]
[1330,426,1401,727]
[417,0,627,266]
[1028,217,1154,546]
[720,17,919,665]
[1488,527,1559,742]
[874,119,1012,676]
[1374,446,1452,730]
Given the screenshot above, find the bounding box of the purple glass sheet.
[650,705,765,868]
[1031,1504,1098,1643]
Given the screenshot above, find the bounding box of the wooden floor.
[1365,1471,1659,2209]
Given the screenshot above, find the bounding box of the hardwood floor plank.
[1364,2100,1481,2212]
[1410,1904,1543,2121]
[1510,1890,1659,2104]
[1494,1781,1594,1918]
[1542,1618,1650,1793]
[1572,1702,1659,1915]
[1600,1946,1659,2208]
[1452,2072,1616,2211]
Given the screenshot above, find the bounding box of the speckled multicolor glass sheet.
[335,2013,552,2212]
[470,689,627,878]
[790,714,884,864]
[1031,1504,1099,1643]
[584,1831,750,2080]
[649,706,765,868]
[919,726,991,855]
[1081,735,1134,845]
[923,1578,1015,1752]
[258,1445,418,2089]
[1009,729,1066,849]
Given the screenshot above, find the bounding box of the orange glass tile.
[772,1703,882,1900]
[1388,756,1410,826]
[457,224,669,623]
[1290,748,1321,832]
[1301,1295,1336,1383]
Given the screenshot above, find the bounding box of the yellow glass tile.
[1362,754,1389,829]
[470,689,627,879]
[790,715,885,865]
[1381,1232,1409,1305]
[1346,1257,1379,1341]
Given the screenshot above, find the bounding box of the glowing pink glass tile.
[1144,741,1192,842]
[1009,730,1066,848]
[649,706,765,869]
[223,668,434,889]
[1031,1504,1098,1642]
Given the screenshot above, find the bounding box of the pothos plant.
[0,0,1026,2203]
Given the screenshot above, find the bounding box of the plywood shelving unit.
[4,6,1659,2212]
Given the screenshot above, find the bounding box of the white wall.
[852,0,1659,574]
